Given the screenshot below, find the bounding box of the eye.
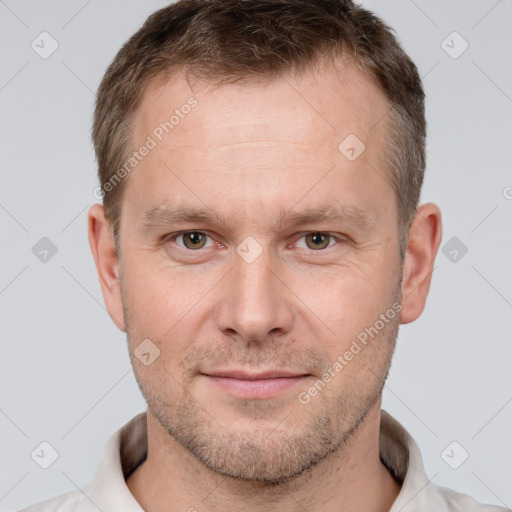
[295,232,338,250]
[173,231,214,250]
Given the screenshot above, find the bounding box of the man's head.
[88,0,441,485]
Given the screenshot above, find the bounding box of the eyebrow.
[276,205,375,232]
[141,203,375,233]
[142,205,231,230]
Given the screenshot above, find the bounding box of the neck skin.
[126,399,402,512]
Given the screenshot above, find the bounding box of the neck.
[126,401,401,512]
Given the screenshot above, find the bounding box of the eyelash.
[166,231,343,252]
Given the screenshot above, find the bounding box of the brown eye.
[180,232,208,249]
[304,233,332,250]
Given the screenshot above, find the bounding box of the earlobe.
[400,203,442,324]
[88,204,126,332]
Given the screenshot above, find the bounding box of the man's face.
[117,59,403,482]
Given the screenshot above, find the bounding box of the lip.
[202,369,310,399]
[206,369,307,380]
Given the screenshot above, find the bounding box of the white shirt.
[21,410,508,512]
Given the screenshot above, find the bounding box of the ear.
[88,204,126,332]
[400,203,442,324]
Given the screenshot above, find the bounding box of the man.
[21,0,507,511]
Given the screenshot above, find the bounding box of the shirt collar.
[379,411,451,511]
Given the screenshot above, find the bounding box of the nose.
[215,250,294,344]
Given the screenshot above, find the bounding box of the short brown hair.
[92,0,425,256]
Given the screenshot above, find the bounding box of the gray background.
[1,0,511,510]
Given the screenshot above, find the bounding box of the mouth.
[201,369,311,400]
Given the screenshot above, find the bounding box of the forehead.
[133,56,389,154]
[125,57,394,228]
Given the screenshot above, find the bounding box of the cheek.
[292,260,398,342]
[123,255,224,372]
[121,252,219,345]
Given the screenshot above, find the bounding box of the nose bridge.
[235,253,274,309]
[216,247,293,341]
